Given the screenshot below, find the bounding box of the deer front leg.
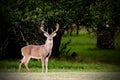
[41,58,45,72]
[45,57,49,72]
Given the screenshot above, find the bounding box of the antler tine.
[52,23,59,34]
[40,20,44,27]
[40,27,46,33]
[40,20,48,34]
[55,23,59,31]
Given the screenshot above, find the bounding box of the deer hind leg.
[18,56,26,72]
[18,60,22,72]
[18,56,31,72]
[24,57,31,72]
[70,28,73,36]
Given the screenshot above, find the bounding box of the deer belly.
[31,56,41,59]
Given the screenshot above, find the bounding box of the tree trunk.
[52,30,62,57]
[97,25,115,49]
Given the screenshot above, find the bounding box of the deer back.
[21,45,49,59]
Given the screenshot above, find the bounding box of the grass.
[60,29,120,64]
[0,29,120,72]
[0,59,120,72]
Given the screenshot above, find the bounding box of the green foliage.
[89,0,120,27]
[59,39,71,57]
[0,0,120,58]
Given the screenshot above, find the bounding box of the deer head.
[40,21,59,45]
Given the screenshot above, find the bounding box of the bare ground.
[0,72,120,80]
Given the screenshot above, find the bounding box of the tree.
[0,0,44,58]
[89,0,120,49]
[1,0,120,59]
[0,0,63,58]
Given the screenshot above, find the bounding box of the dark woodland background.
[0,0,120,59]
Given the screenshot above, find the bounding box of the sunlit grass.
[0,59,120,72]
[60,29,120,64]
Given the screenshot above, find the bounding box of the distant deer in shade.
[63,23,80,36]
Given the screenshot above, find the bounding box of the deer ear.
[52,33,56,37]
[44,33,48,37]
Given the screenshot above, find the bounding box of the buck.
[18,21,59,72]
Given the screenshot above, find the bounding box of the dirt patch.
[0,72,120,80]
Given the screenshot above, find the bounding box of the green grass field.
[60,29,120,64]
[0,29,120,72]
[0,59,120,72]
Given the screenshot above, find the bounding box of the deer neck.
[45,39,53,53]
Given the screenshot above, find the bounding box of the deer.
[18,21,59,72]
[63,23,80,36]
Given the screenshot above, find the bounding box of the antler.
[40,20,44,27]
[40,20,49,35]
[51,23,59,35]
